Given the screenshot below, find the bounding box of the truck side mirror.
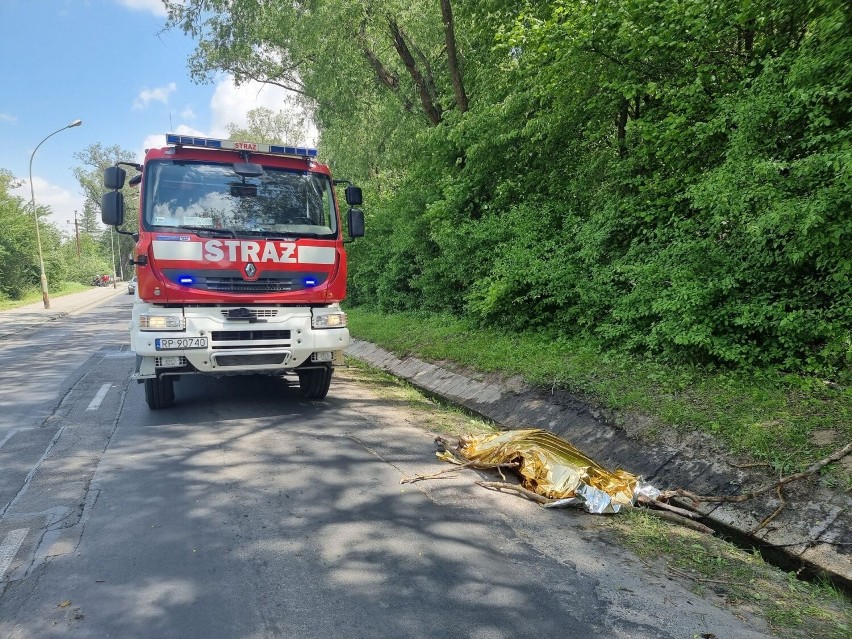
[347,208,365,238]
[345,185,363,206]
[102,191,125,226]
[104,166,127,190]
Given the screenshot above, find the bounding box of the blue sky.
[0,0,299,234]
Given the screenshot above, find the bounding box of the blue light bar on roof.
[165,133,317,158]
[166,134,221,148]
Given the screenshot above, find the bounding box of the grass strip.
[615,510,851,639]
[346,307,851,487]
[0,282,91,310]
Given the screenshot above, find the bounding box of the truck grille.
[214,353,291,367]
[211,330,291,343]
[219,309,278,319]
[206,277,304,293]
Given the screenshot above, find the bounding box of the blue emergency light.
[165,133,318,158]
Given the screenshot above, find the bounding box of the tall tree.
[73,144,140,277]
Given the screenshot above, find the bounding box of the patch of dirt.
[811,429,839,447]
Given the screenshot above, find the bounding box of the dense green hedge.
[345,0,851,377]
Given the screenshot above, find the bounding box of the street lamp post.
[29,119,83,309]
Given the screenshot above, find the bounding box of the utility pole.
[109,226,118,288]
[74,210,81,257]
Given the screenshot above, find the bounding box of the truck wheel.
[298,367,332,400]
[144,375,175,409]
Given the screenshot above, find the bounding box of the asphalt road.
[0,295,775,638]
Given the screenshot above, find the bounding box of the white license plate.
[155,337,208,350]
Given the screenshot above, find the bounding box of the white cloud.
[133,82,177,110]
[12,177,86,235]
[135,75,317,163]
[115,0,168,17]
[0,113,17,124]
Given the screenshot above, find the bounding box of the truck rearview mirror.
[104,166,126,190]
[348,208,365,238]
[102,191,125,226]
[233,162,265,178]
[345,185,363,206]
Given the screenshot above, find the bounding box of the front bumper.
[130,304,348,378]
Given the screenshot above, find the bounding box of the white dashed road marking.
[0,528,28,579]
[86,383,112,411]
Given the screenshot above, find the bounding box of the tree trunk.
[359,19,414,113]
[440,0,468,113]
[389,18,443,125]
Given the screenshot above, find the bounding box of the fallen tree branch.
[400,468,459,484]
[470,475,719,536]
[401,461,519,484]
[477,482,716,533]
[626,503,716,534]
[754,485,786,532]
[637,495,703,520]
[663,442,852,505]
[476,481,555,505]
[642,509,715,534]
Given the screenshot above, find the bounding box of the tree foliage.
[168,0,851,376]
[73,143,140,280]
[0,169,42,299]
[226,106,310,145]
[0,168,91,298]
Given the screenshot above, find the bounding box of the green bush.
[345,0,851,377]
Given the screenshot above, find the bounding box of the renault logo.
[245,263,257,278]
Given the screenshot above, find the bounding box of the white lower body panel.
[130,303,348,379]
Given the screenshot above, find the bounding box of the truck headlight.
[312,308,347,329]
[139,314,186,331]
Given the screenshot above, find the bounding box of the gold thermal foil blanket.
[438,429,639,507]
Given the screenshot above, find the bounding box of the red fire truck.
[101,134,364,409]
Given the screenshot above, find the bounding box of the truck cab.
[102,134,364,409]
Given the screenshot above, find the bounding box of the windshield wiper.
[235,229,332,240]
[287,232,332,239]
[175,225,237,238]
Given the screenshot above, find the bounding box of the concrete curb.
[346,339,852,587]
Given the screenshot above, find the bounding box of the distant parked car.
[127,276,137,295]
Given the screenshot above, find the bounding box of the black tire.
[297,367,333,399]
[144,375,175,409]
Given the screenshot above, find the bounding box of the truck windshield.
[143,160,337,238]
